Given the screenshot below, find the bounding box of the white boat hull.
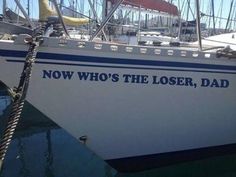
[0,37,236,171]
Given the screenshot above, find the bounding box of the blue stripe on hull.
[107,143,236,172]
[1,49,236,72]
[6,59,236,74]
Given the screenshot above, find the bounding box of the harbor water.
[0,98,236,177]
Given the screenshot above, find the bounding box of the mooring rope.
[0,25,44,170]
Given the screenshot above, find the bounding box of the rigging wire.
[225,0,235,32]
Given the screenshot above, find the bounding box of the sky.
[0,0,234,29]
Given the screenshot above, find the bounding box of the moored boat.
[0,0,236,172]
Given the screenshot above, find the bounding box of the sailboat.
[0,0,236,172]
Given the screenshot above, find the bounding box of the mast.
[225,0,234,32]
[218,0,223,29]
[186,0,195,19]
[27,0,30,16]
[80,0,84,14]
[102,0,106,21]
[137,5,141,43]
[195,0,202,51]
[211,0,216,34]
[234,4,236,29]
[183,0,191,36]
[59,0,64,11]
[230,1,236,30]
[3,0,6,17]
[177,0,182,40]
[72,0,75,17]
[75,0,78,16]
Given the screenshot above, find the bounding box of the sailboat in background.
[0,0,236,172]
[39,0,89,26]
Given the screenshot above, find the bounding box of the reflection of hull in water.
[2,127,114,177]
[0,35,236,172]
[0,100,58,139]
[0,96,10,115]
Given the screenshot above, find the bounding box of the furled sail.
[39,0,89,26]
